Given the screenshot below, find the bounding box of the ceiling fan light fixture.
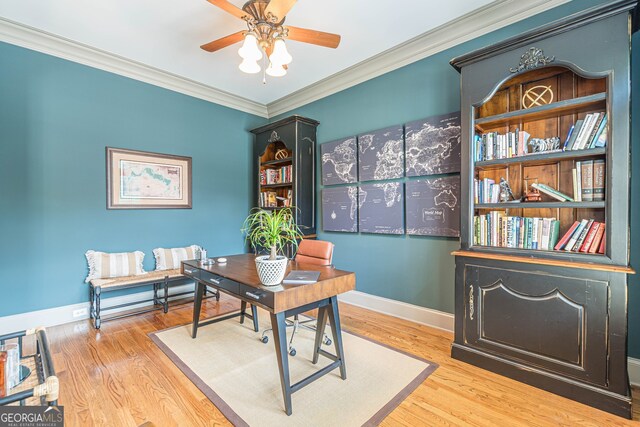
[266,62,287,77]
[239,58,261,74]
[269,38,292,67]
[238,33,263,61]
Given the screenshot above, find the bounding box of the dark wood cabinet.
[450,0,635,418]
[251,115,318,236]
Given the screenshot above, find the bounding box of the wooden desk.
[181,254,356,415]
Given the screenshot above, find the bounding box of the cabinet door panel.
[463,264,608,387]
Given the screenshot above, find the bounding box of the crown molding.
[0,17,269,118]
[266,0,571,117]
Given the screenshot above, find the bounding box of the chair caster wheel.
[289,348,296,356]
[261,336,269,344]
[324,337,332,346]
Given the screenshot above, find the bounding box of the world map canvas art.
[405,112,461,177]
[106,147,192,209]
[322,186,358,233]
[358,126,404,182]
[405,177,460,237]
[358,182,404,234]
[321,137,358,185]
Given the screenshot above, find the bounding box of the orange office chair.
[260,239,334,356]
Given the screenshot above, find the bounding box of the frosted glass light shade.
[269,39,292,67]
[239,59,261,74]
[238,33,263,61]
[266,62,287,77]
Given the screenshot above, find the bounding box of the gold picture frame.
[106,147,192,209]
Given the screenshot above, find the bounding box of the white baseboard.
[338,290,640,386]
[0,283,197,335]
[338,290,455,333]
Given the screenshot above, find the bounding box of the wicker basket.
[255,255,288,286]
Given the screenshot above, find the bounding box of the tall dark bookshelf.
[450,0,635,418]
[251,115,318,236]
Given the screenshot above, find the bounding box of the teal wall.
[275,0,640,356]
[0,41,265,316]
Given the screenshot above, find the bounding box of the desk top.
[182,254,356,313]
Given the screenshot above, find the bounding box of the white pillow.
[153,245,201,271]
[85,250,146,283]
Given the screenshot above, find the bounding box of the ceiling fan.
[201,0,341,78]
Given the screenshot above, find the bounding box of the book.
[532,183,574,202]
[575,161,582,202]
[564,219,588,251]
[573,113,597,150]
[589,114,607,149]
[586,113,606,148]
[562,125,575,150]
[580,160,594,202]
[282,270,321,285]
[579,221,601,252]
[594,121,608,148]
[566,119,583,150]
[597,232,606,254]
[572,219,594,252]
[555,221,580,250]
[589,223,605,254]
[592,159,605,201]
[540,218,552,250]
[548,220,560,250]
[576,113,601,150]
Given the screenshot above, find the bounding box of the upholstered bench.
[88,269,219,329]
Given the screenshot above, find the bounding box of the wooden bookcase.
[251,115,318,236]
[450,0,635,418]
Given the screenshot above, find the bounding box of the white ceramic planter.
[255,255,288,286]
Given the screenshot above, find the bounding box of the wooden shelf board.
[261,157,293,166]
[475,201,605,209]
[451,250,635,274]
[260,183,293,189]
[475,148,606,169]
[474,92,606,129]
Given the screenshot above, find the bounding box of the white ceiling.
[0,0,496,105]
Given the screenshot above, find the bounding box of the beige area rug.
[150,309,437,427]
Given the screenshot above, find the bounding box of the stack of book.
[473,178,501,203]
[554,219,605,253]
[530,182,574,202]
[563,113,607,151]
[259,191,278,208]
[573,159,605,201]
[473,211,560,250]
[474,130,531,161]
[262,165,292,185]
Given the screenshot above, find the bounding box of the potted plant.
[241,207,303,286]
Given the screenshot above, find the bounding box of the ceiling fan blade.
[206,0,248,19]
[264,0,297,21]
[285,26,341,49]
[200,31,245,52]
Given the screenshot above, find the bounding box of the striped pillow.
[153,245,201,271]
[85,250,146,283]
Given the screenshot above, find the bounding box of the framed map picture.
[405,177,460,237]
[358,182,404,234]
[106,147,192,209]
[321,137,357,185]
[405,112,461,177]
[322,186,358,232]
[358,125,404,182]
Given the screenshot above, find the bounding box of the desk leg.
[327,296,347,380]
[251,305,259,332]
[312,306,329,365]
[271,312,292,416]
[240,301,247,324]
[192,281,204,338]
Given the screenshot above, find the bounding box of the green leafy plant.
[241,207,303,260]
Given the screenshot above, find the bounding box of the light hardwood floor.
[46,295,640,426]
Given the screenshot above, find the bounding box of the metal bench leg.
[163,277,169,313]
[94,286,102,329]
[153,283,159,306]
[89,286,95,320]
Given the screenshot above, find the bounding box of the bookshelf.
[450,0,635,418]
[251,116,318,236]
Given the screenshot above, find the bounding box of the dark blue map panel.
[322,187,358,233]
[358,182,404,235]
[406,177,460,237]
[358,126,404,182]
[321,137,357,185]
[405,112,461,177]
